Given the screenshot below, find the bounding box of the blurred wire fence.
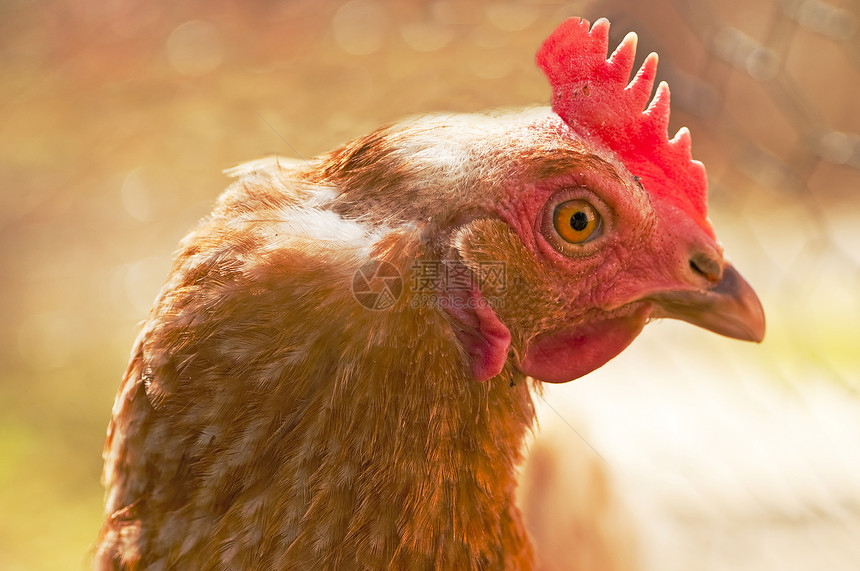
[0,0,857,569]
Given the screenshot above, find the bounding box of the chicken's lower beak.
[648,263,766,342]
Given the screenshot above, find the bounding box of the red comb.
[537,18,713,236]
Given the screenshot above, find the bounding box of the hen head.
[321,17,764,384]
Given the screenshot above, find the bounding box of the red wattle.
[517,306,650,383]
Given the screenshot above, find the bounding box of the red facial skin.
[512,149,670,384]
[447,132,755,384]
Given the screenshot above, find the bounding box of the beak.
[648,263,766,342]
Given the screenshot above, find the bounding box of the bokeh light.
[166,20,224,76]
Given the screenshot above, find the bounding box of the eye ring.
[540,189,611,256]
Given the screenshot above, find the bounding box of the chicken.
[96,17,764,569]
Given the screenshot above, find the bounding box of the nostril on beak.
[689,251,723,283]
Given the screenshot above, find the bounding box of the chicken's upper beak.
[648,263,766,342]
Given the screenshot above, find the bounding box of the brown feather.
[96,114,572,567]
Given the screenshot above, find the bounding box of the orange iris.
[553,199,601,244]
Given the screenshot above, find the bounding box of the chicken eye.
[552,199,602,244]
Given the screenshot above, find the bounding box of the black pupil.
[570,211,590,232]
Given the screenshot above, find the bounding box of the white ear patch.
[231,206,382,264]
[272,208,372,245]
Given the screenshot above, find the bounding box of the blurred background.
[0,0,858,568]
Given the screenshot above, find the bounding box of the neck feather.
[99,229,537,569]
